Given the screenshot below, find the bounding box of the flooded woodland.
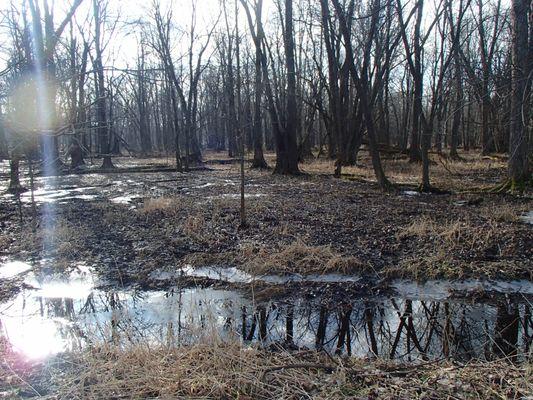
[1,155,531,398]
[0,0,532,398]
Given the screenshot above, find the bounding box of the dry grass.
[392,213,532,280]
[3,152,529,283]
[298,150,511,191]
[480,202,530,224]
[138,197,181,216]
[42,223,87,258]
[0,233,13,254]
[390,153,506,190]
[241,239,366,275]
[385,252,530,281]
[299,157,378,182]
[182,251,237,267]
[182,213,206,238]
[398,214,499,249]
[139,196,242,242]
[400,215,458,247]
[3,340,531,399]
[9,219,90,263]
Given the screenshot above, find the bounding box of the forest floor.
[1,150,532,295]
[1,150,532,399]
[2,339,531,399]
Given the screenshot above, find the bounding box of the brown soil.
[1,151,531,288]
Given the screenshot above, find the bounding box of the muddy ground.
[1,151,532,296]
[1,151,532,399]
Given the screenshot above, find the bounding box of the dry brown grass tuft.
[241,239,366,275]
[388,256,532,281]
[6,341,530,399]
[399,216,459,245]
[480,202,530,224]
[45,342,337,399]
[10,219,89,263]
[182,213,206,238]
[138,197,181,216]
[393,213,532,280]
[43,223,88,258]
[398,215,496,249]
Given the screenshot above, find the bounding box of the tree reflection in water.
[1,285,531,362]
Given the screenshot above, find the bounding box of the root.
[381,179,398,193]
[438,155,463,177]
[250,159,269,170]
[489,180,512,193]
[6,184,27,194]
[488,178,530,194]
[417,183,451,195]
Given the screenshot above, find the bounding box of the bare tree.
[250,0,268,169]
[28,0,84,169]
[331,0,392,189]
[507,0,531,190]
[151,1,217,171]
[92,0,114,168]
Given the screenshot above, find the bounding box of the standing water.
[0,262,531,363]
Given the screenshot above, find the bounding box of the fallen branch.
[261,363,336,378]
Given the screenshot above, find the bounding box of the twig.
[1,358,42,397]
[261,363,336,378]
[438,155,463,177]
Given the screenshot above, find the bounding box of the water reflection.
[1,281,530,363]
[247,297,530,362]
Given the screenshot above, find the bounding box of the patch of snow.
[520,211,533,225]
[154,265,363,285]
[183,265,254,283]
[0,261,32,279]
[206,193,267,200]
[110,195,139,205]
[392,279,533,301]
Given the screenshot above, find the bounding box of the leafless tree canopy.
[0,0,530,189]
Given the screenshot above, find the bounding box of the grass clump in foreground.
[392,213,533,280]
[5,217,91,265]
[138,197,182,216]
[241,239,367,275]
[3,341,531,399]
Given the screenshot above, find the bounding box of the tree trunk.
[93,0,114,169]
[481,94,494,155]
[449,61,462,159]
[137,47,152,155]
[508,0,531,189]
[8,155,24,193]
[170,86,183,172]
[68,142,84,169]
[251,0,268,169]
[331,0,391,190]
[409,0,424,164]
[0,111,8,160]
[274,0,300,175]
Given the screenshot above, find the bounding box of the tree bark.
[93,0,114,169]
[8,156,24,193]
[331,0,391,190]
[274,0,300,175]
[251,0,268,169]
[508,0,531,189]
